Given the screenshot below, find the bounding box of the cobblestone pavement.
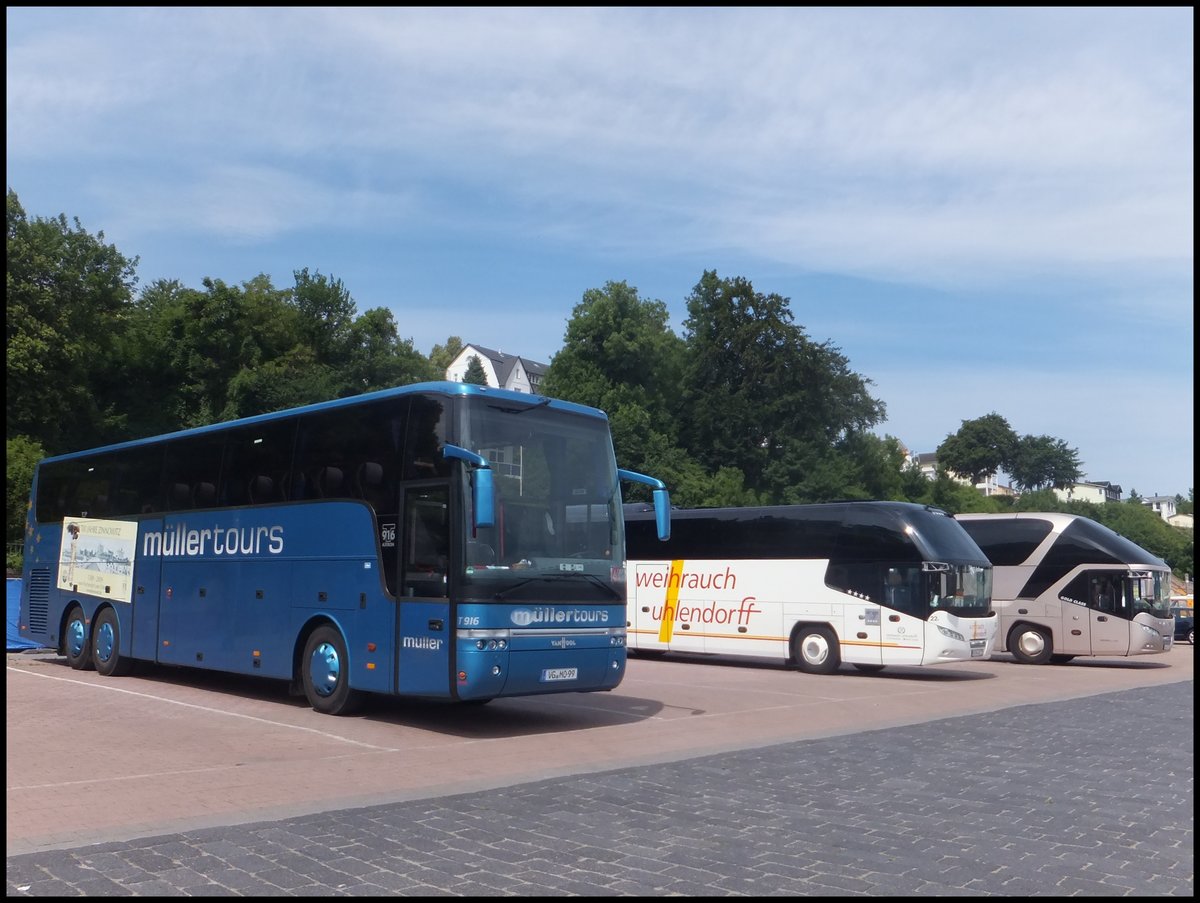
[6,681,1193,897]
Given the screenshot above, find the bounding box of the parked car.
[1171,606,1194,646]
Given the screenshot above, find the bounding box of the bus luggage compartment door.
[397,598,452,698]
[842,602,884,666]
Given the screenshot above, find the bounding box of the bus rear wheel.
[302,625,362,716]
[64,606,94,671]
[1009,625,1053,665]
[792,626,840,675]
[92,607,133,677]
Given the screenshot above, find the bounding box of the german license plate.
[541,667,578,682]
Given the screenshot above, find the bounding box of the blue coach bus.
[18,381,670,714]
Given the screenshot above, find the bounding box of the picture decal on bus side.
[142,523,285,558]
[57,517,138,604]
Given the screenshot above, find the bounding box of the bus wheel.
[852,663,886,673]
[302,626,362,716]
[92,607,133,677]
[792,626,840,675]
[1008,625,1053,665]
[1049,654,1076,664]
[64,606,94,671]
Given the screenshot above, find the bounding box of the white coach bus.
[624,502,997,675]
[955,512,1175,664]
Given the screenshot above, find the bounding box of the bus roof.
[38,381,606,464]
[626,501,990,566]
[956,512,1169,570]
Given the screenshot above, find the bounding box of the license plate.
[540,667,578,682]
[970,639,986,658]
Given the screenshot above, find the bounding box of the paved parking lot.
[6,648,1193,896]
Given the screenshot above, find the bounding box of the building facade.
[444,343,548,394]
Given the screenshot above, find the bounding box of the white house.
[445,343,548,394]
[1142,495,1178,522]
[1052,481,1123,505]
[1167,512,1194,531]
[909,452,1015,497]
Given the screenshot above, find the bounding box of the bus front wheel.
[64,606,94,671]
[302,626,363,716]
[92,607,133,677]
[792,626,841,675]
[1009,625,1053,665]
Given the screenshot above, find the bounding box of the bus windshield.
[1128,569,1172,617]
[881,563,993,619]
[458,398,623,602]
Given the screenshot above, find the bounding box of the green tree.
[679,271,884,503]
[935,413,1018,485]
[6,436,43,572]
[1007,434,1082,492]
[542,280,690,494]
[462,355,490,385]
[6,189,139,452]
[291,268,356,370]
[429,336,464,376]
[344,308,436,392]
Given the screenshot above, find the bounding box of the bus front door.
[395,485,453,697]
[1087,572,1131,656]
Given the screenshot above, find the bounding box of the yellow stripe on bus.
[657,559,685,643]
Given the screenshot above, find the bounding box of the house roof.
[465,343,549,385]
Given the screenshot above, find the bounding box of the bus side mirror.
[443,444,495,529]
[653,488,671,542]
[474,468,495,528]
[618,468,671,542]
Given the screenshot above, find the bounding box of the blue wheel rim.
[95,620,116,664]
[67,616,87,659]
[310,641,341,698]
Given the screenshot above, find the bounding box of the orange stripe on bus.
[657,559,685,643]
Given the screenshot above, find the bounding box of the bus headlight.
[936,625,965,642]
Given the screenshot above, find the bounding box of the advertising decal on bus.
[57,517,137,604]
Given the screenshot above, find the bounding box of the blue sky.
[6,8,1193,498]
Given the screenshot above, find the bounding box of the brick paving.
[6,681,1192,896]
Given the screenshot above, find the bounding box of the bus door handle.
[428,619,443,631]
[888,614,901,622]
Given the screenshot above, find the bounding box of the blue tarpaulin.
[7,577,40,651]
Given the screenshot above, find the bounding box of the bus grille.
[26,568,51,634]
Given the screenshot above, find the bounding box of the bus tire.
[792,626,840,675]
[852,663,886,673]
[1008,624,1053,665]
[64,606,94,671]
[302,625,362,716]
[92,607,133,677]
[1049,654,1076,664]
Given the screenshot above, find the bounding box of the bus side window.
[315,466,345,498]
[248,475,275,505]
[401,487,448,598]
[1090,575,1117,613]
[193,482,217,508]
